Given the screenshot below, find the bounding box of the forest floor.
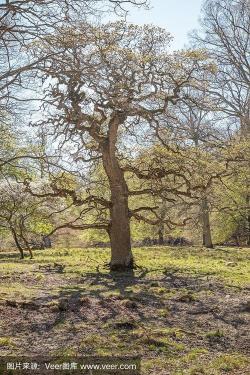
[0,246,249,375]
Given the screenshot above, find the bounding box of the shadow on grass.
[21,267,173,333]
[0,251,20,260]
[0,248,50,261]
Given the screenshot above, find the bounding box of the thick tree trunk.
[201,196,213,248]
[108,182,133,270]
[158,200,166,245]
[102,115,133,271]
[240,114,250,139]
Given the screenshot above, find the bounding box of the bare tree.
[192,0,250,244]
[175,101,215,248]
[192,0,250,132]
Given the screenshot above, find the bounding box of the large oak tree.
[29,22,211,269]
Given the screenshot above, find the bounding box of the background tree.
[165,97,221,248]
[192,0,249,134]
[192,0,250,244]
[0,180,52,258]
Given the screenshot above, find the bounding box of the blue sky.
[124,0,204,50]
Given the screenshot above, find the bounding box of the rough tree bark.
[158,200,167,245]
[102,114,133,270]
[201,196,213,248]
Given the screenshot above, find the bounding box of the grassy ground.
[0,246,249,374]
